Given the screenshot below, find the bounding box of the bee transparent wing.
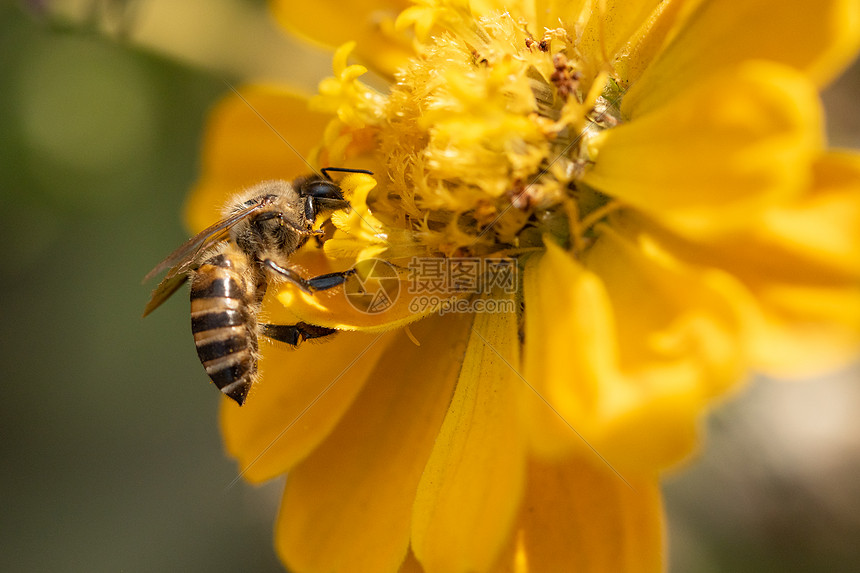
[142,272,192,317]
[142,199,268,316]
[143,200,267,284]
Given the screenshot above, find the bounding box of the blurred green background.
[0,1,858,571]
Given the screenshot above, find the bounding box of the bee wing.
[142,272,192,317]
[143,200,266,284]
[142,199,268,316]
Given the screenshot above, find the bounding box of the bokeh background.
[0,1,858,571]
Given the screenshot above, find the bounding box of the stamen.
[316,10,628,257]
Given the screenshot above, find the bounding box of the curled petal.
[614,152,860,377]
[523,238,744,471]
[744,282,860,378]
[757,152,860,279]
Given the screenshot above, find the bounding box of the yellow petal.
[533,1,587,29]
[521,245,612,459]
[398,551,425,573]
[586,229,749,458]
[412,290,528,573]
[613,0,690,87]
[493,457,664,573]
[744,153,860,374]
[745,282,860,378]
[220,329,393,482]
[471,0,533,19]
[269,0,413,77]
[513,249,590,464]
[584,61,823,237]
[615,218,860,379]
[759,152,860,278]
[276,313,473,573]
[186,86,331,233]
[612,151,860,377]
[524,238,744,471]
[623,0,860,116]
[324,172,402,260]
[578,0,662,73]
[585,228,745,384]
[611,152,860,284]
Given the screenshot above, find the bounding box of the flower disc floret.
[317,8,622,257]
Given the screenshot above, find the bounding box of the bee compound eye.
[302,180,343,200]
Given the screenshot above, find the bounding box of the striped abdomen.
[190,252,258,406]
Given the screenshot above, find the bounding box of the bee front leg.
[262,259,355,293]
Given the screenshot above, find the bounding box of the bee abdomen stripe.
[191,309,244,332]
[195,336,248,363]
[204,353,252,388]
[191,297,243,314]
[191,276,244,300]
[220,376,252,406]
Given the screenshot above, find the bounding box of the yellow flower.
[187,0,860,571]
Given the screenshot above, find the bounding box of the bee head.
[298,178,350,221]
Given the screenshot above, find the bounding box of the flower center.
[374,11,623,256]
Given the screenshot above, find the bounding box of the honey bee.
[144,169,368,405]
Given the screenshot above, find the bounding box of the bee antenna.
[320,167,374,181]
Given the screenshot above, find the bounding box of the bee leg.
[300,179,351,220]
[303,194,349,222]
[260,322,337,346]
[306,269,356,291]
[263,259,355,293]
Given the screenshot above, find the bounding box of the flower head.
[188,0,860,571]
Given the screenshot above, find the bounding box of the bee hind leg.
[261,322,337,346]
[263,259,355,293]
